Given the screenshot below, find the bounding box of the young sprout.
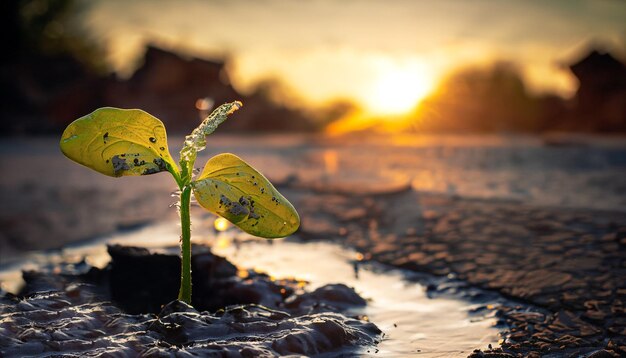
[60,102,300,304]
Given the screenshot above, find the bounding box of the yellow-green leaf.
[193,153,300,238]
[60,107,178,177]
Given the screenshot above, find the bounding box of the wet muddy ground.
[291,186,626,357]
[2,224,508,357]
[2,135,626,356]
[1,245,381,357]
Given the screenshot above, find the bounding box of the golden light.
[364,61,434,116]
[195,97,213,111]
[215,236,231,249]
[214,217,230,232]
[327,60,436,134]
[237,269,249,279]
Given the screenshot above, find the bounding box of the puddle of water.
[0,221,500,357]
[211,239,499,357]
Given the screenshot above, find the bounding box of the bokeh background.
[1,0,625,135]
[2,3,626,355]
[1,0,625,263]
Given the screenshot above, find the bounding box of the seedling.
[60,101,300,304]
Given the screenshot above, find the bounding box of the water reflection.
[213,239,500,357]
[0,221,503,356]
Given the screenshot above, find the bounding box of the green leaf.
[192,153,300,238]
[60,107,179,178]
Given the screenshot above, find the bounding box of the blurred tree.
[253,78,302,109]
[316,98,360,127]
[0,1,22,64]
[16,0,106,71]
[227,77,321,132]
[0,0,107,134]
[417,62,542,132]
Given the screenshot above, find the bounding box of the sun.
[364,62,434,116]
[326,58,438,134]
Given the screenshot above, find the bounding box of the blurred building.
[99,46,240,133]
[1,43,317,135]
[101,46,316,133]
[568,49,626,132]
[414,47,626,134]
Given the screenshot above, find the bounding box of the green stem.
[177,185,193,303]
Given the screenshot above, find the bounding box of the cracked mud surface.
[2,135,625,357]
[292,187,626,357]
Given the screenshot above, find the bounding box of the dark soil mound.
[0,245,380,357]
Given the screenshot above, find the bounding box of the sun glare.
[365,62,434,116]
[325,59,439,134]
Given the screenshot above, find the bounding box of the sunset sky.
[84,0,626,116]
